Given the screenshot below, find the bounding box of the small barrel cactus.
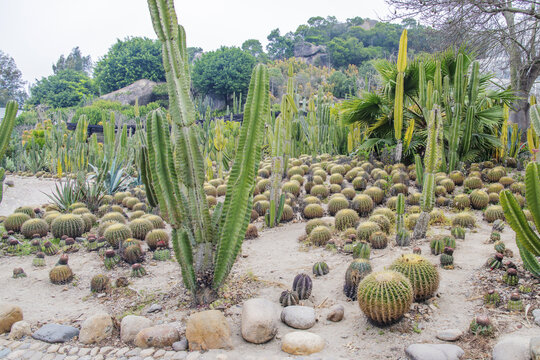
[90,274,110,293]
[507,292,523,312]
[32,252,46,267]
[279,290,300,307]
[334,209,360,231]
[309,226,332,246]
[328,197,349,216]
[312,261,329,276]
[484,289,500,307]
[493,241,505,253]
[452,212,476,228]
[395,229,411,247]
[12,267,26,278]
[4,213,31,232]
[390,254,440,301]
[153,241,171,261]
[104,223,132,249]
[486,253,504,270]
[121,244,144,265]
[292,273,312,300]
[443,236,456,250]
[131,263,147,278]
[145,229,169,250]
[129,218,154,240]
[492,219,505,232]
[343,259,372,300]
[352,194,374,216]
[502,268,519,286]
[356,221,380,242]
[450,226,465,240]
[104,249,121,270]
[49,265,74,284]
[440,247,454,269]
[484,205,505,223]
[369,231,388,249]
[20,218,49,239]
[42,241,59,256]
[357,270,413,325]
[51,214,86,239]
[305,219,327,235]
[353,241,371,259]
[469,315,493,336]
[489,231,501,243]
[430,237,445,255]
[470,189,489,209]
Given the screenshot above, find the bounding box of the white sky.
[0,0,390,88]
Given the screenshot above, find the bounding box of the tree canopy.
[0,50,27,106]
[93,37,165,94]
[191,46,256,103]
[53,47,92,75]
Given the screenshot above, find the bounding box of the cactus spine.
[147,0,269,304]
[413,106,442,239]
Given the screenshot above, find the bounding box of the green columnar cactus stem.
[413,106,442,239]
[460,61,479,156]
[394,29,407,162]
[396,193,405,232]
[147,0,269,303]
[414,154,423,187]
[448,53,464,172]
[0,100,17,202]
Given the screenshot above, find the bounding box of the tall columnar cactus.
[530,104,540,162]
[460,61,479,157]
[414,154,423,187]
[396,193,405,233]
[394,29,407,163]
[413,106,442,239]
[146,0,269,304]
[0,101,18,203]
[500,162,540,277]
[447,53,465,172]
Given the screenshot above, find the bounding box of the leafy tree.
[53,47,92,75]
[93,37,165,94]
[191,46,256,103]
[327,37,383,68]
[27,69,96,108]
[242,39,267,63]
[0,50,27,106]
[266,29,295,60]
[328,70,356,98]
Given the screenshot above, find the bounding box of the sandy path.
[0,176,58,216]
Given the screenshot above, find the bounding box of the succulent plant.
[81,213,97,233]
[32,252,46,267]
[494,241,505,253]
[90,274,110,293]
[502,268,519,286]
[14,206,35,218]
[464,176,483,190]
[364,187,385,205]
[352,177,367,191]
[356,221,380,242]
[469,315,493,335]
[484,205,505,223]
[4,213,31,232]
[279,290,299,307]
[310,184,329,198]
[153,242,171,261]
[328,197,349,216]
[101,212,126,224]
[103,249,120,270]
[104,223,132,248]
[128,218,154,240]
[390,254,440,301]
[131,263,147,278]
[49,265,74,284]
[305,219,327,235]
[430,237,445,255]
[303,203,324,219]
[351,194,374,217]
[357,270,413,325]
[452,194,471,210]
[121,244,144,265]
[451,226,466,240]
[491,219,505,232]
[334,209,359,231]
[42,241,58,256]
[12,267,26,278]
[369,231,388,249]
[51,214,86,239]
[507,292,523,312]
[353,241,371,259]
[369,214,391,234]
[440,247,454,269]
[452,212,476,228]
[487,252,504,270]
[343,259,372,300]
[292,273,312,300]
[483,289,500,307]
[312,261,329,276]
[145,229,169,250]
[309,226,331,246]
[443,236,456,250]
[20,218,49,239]
[244,224,259,239]
[395,229,411,247]
[490,231,501,243]
[469,189,489,210]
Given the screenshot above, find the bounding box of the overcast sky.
[0,0,390,88]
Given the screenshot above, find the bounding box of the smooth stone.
[172,338,188,351]
[147,304,162,313]
[0,304,23,334]
[9,321,32,340]
[492,336,530,360]
[241,298,278,344]
[139,348,155,357]
[32,324,79,343]
[134,324,180,348]
[185,310,232,351]
[79,313,113,344]
[533,309,540,327]
[436,329,463,342]
[281,331,324,355]
[531,337,540,360]
[326,304,344,322]
[281,306,316,330]
[120,315,152,344]
[405,344,464,360]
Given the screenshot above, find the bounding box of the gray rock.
[100,79,160,106]
[492,336,530,360]
[530,337,540,360]
[533,309,540,327]
[326,305,344,322]
[147,304,163,313]
[436,329,463,342]
[120,315,152,344]
[172,338,188,351]
[241,298,278,344]
[32,324,79,343]
[406,344,464,360]
[281,306,316,330]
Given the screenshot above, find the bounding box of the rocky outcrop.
[294,41,329,67]
[100,79,162,106]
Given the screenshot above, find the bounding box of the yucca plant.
[500,162,540,277]
[146,0,269,304]
[0,101,17,202]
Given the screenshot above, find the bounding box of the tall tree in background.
[53,47,92,75]
[242,39,268,63]
[0,50,27,106]
[386,0,540,130]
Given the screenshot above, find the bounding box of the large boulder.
[99,79,160,106]
[0,304,23,334]
[186,310,232,351]
[241,298,278,344]
[79,313,113,344]
[281,306,316,330]
[120,315,152,344]
[293,41,329,66]
[134,324,180,348]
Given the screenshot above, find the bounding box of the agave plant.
[45,178,81,212]
[146,0,269,304]
[500,162,540,277]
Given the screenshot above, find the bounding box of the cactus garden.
[0,1,539,359]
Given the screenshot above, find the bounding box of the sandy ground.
[0,176,538,359]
